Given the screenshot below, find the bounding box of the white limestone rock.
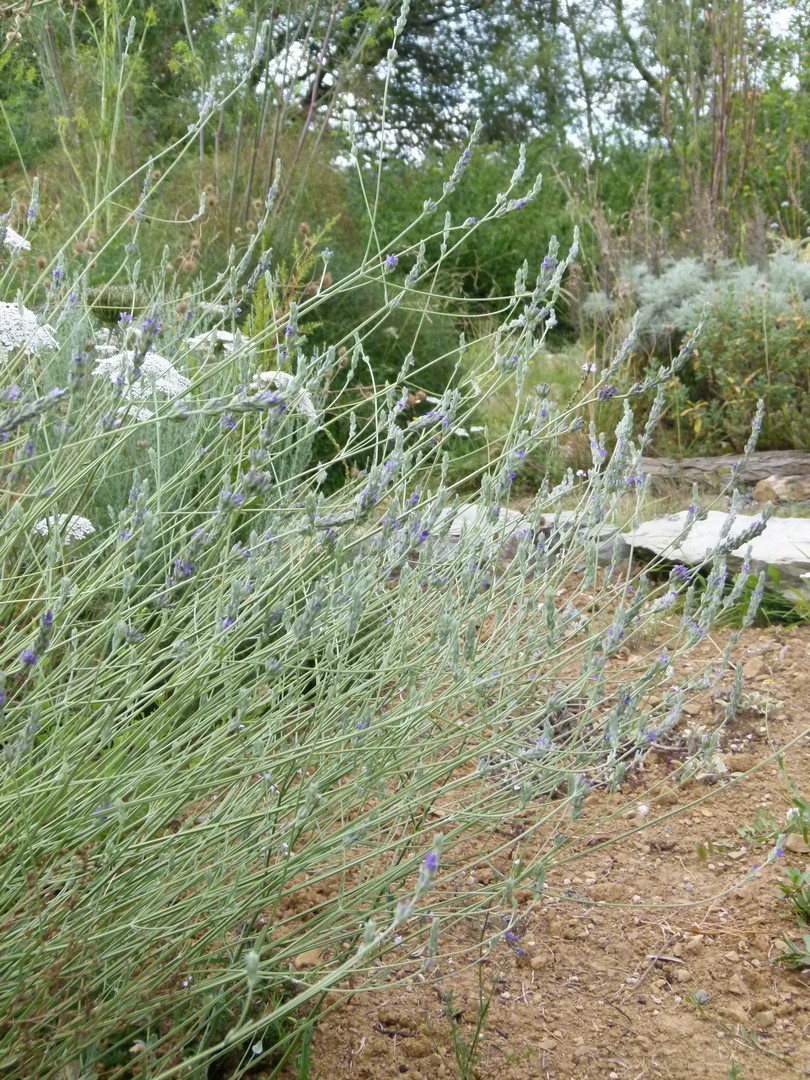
[622,511,810,598]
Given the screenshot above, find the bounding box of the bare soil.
[277,624,810,1080]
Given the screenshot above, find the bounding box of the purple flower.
[220,615,235,630]
[542,255,558,270]
[220,490,245,509]
[118,312,132,325]
[597,385,617,400]
[384,253,398,270]
[671,564,690,581]
[775,846,784,858]
[20,649,37,666]
[463,216,478,226]
[423,852,438,873]
[42,610,53,628]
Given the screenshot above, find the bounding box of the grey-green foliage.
[585,245,810,351]
[0,140,764,1077]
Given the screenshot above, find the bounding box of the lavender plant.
[0,13,769,1078]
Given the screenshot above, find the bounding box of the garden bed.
[273,622,810,1080]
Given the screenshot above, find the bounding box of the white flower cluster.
[1,224,31,252]
[92,351,191,399]
[32,514,96,543]
[187,329,237,351]
[250,369,318,422]
[0,302,57,354]
[117,405,155,423]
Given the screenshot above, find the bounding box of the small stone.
[291,948,324,971]
[753,1010,775,1030]
[753,474,810,503]
[693,989,709,1005]
[742,657,765,679]
[728,973,747,996]
[675,967,692,984]
[785,833,810,855]
[684,935,704,953]
[718,1005,748,1025]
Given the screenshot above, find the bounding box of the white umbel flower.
[92,351,191,399]
[117,404,155,423]
[0,301,57,354]
[33,514,96,543]
[250,369,317,422]
[2,224,31,252]
[187,329,237,351]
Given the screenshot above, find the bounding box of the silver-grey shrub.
[0,98,767,1080]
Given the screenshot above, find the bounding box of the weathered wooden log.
[640,451,810,488]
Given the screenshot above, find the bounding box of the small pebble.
[694,989,709,1005]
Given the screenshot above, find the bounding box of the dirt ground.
[277,623,810,1080]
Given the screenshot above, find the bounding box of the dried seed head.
[36,256,47,270]
[298,221,311,237]
[206,193,217,207]
[180,256,198,274]
[189,237,201,251]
